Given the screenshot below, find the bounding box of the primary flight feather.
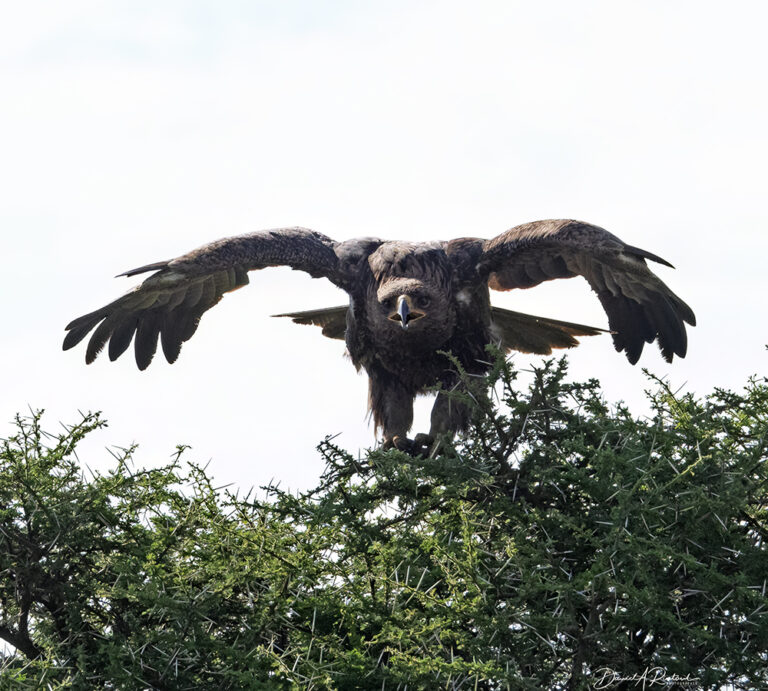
[64,220,695,452]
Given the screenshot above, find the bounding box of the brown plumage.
[63,220,695,452]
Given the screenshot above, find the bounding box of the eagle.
[64,220,695,453]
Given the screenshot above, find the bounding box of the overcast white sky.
[2,1,766,493]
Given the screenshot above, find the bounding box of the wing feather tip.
[160,334,182,364]
[62,330,84,352]
[116,260,170,278]
[624,244,676,269]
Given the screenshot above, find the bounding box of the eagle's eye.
[415,295,431,310]
[381,297,394,310]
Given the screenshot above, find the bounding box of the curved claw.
[412,433,435,458]
[381,433,436,458]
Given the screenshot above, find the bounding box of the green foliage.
[1,356,766,689]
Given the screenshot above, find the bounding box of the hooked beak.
[388,295,425,329]
[397,295,410,329]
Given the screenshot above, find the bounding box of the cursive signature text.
[592,666,700,689]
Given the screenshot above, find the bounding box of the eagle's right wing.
[63,227,342,369]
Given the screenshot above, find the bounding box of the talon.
[412,433,435,457]
[381,434,438,457]
[392,435,411,451]
[382,435,411,452]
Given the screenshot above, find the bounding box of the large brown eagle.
[64,220,695,452]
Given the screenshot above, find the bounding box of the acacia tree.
[1,354,766,690]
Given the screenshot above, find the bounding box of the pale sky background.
[2,1,766,493]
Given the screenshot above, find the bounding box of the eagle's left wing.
[476,220,696,364]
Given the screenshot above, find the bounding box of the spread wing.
[477,220,696,364]
[63,227,341,369]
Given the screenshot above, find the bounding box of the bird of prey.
[64,220,695,452]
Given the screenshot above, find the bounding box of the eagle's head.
[371,277,456,350]
[365,242,456,352]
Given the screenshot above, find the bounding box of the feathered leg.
[368,369,414,450]
[421,381,471,456]
[429,389,471,437]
